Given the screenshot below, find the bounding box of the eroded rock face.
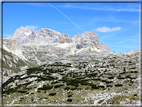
[101,43,111,52]
[7,26,32,44]
[76,44,83,49]
[7,27,72,44]
[3,38,27,60]
[3,38,21,52]
[58,34,72,43]
[5,26,111,53]
[72,31,111,52]
[72,32,100,49]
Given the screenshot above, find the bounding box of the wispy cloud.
[25,25,38,30]
[60,4,139,12]
[95,26,121,32]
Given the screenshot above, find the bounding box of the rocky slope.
[1,48,39,83]
[3,38,27,60]
[124,50,140,55]
[2,26,140,105]
[2,51,140,105]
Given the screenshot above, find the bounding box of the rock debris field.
[2,52,141,106]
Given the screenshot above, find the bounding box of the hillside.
[2,27,140,105]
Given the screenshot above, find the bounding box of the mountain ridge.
[6,26,111,52]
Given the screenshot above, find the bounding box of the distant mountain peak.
[6,27,111,52]
[17,26,28,31]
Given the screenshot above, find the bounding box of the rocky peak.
[17,26,27,31]
[72,31,100,48]
[72,31,99,43]
[101,43,111,52]
[58,34,72,43]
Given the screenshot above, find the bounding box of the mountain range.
[6,26,111,51]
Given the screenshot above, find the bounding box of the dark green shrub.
[117,77,125,79]
[38,85,53,90]
[120,72,125,74]
[64,87,70,90]
[108,77,114,79]
[54,84,64,88]
[98,85,105,88]
[49,93,56,96]
[68,95,72,97]
[115,84,123,87]
[101,79,107,82]
[17,90,27,93]
[37,90,41,92]
[26,92,29,94]
[107,84,113,87]
[91,85,99,89]
[130,71,138,73]
[125,75,132,79]
[80,81,88,85]
[51,81,59,84]
[106,81,113,84]
[72,83,79,87]
[67,99,72,102]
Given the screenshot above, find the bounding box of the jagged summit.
[72,31,111,52]
[5,26,111,53]
[6,26,72,44]
[101,43,111,52]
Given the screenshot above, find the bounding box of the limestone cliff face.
[72,31,111,52]
[59,34,72,43]
[7,27,72,44]
[3,38,21,52]
[5,26,111,53]
[72,31,100,49]
[101,43,111,52]
[3,38,27,60]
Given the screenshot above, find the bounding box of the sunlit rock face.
[6,27,72,45]
[101,43,111,52]
[72,31,111,52]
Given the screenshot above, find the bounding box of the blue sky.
[3,3,139,53]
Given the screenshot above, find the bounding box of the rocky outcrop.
[76,44,83,49]
[101,43,111,52]
[72,31,100,49]
[72,31,111,52]
[113,51,116,53]
[123,50,139,55]
[3,38,21,51]
[3,38,27,60]
[58,34,72,43]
